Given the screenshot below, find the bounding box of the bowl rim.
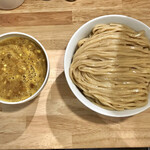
[0,32,50,104]
[64,14,150,117]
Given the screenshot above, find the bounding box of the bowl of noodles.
[64,15,150,117]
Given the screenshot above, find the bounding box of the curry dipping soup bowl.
[64,15,150,117]
[0,32,50,104]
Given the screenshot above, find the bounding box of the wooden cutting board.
[0,0,150,149]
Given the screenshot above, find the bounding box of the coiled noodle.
[70,23,150,110]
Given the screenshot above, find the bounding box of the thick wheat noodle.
[70,23,150,110]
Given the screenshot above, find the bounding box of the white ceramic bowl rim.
[0,32,50,104]
[64,15,150,117]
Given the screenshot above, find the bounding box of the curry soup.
[0,37,47,102]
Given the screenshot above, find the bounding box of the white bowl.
[0,0,24,10]
[64,15,150,117]
[0,32,50,104]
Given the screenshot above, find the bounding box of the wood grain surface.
[0,0,150,149]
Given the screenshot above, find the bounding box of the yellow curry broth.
[0,37,47,102]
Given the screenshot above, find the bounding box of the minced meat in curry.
[0,37,47,102]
